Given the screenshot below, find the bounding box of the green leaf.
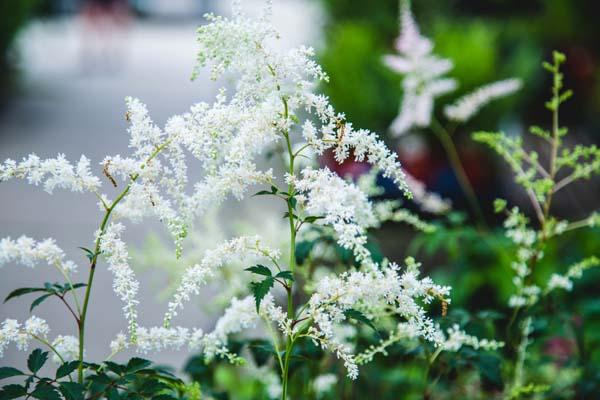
[493,199,507,213]
[303,215,324,223]
[344,309,379,336]
[4,287,49,303]
[288,197,297,210]
[250,278,274,312]
[0,384,27,399]
[58,382,84,400]
[275,271,294,281]
[28,349,48,374]
[103,361,125,375]
[55,361,79,379]
[295,240,316,265]
[0,367,24,380]
[125,358,152,373]
[244,265,272,277]
[270,185,279,194]
[30,383,61,400]
[78,247,96,262]
[30,293,54,312]
[253,190,274,196]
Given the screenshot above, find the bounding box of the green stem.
[77,140,172,383]
[281,97,298,400]
[431,118,486,228]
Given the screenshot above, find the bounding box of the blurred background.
[1,0,599,393]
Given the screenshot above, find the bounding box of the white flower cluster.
[444,79,522,122]
[0,316,50,357]
[290,168,378,266]
[51,335,80,363]
[443,324,504,352]
[134,326,204,354]
[125,294,285,365]
[384,0,456,136]
[97,223,139,338]
[201,294,287,362]
[0,235,78,274]
[0,154,101,194]
[546,256,599,293]
[305,259,450,378]
[164,235,281,325]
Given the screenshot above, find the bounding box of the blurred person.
[79,0,130,74]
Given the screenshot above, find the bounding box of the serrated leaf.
[275,271,294,281]
[30,293,54,312]
[245,265,272,277]
[30,383,61,400]
[58,382,84,400]
[56,361,79,379]
[0,367,24,380]
[4,287,49,303]
[28,349,48,374]
[0,384,27,399]
[344,309,379,337]
[125,358,152,373]
[103,361,125,375]
[250,278,274,312]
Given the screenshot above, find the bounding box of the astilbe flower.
[303,259,450,378]
[0,316,49,357]
[0,2,454,386]
[444,78,522,122]
[0,236,78,274]
[289,168,378,266]
[383,0,456,136]
[0,154,101,194]
[97,223,140,339]
[51,335,80,363]
[164,235,281,325]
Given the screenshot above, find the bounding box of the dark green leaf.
[4,287,48,303]
[288,197,297,210]
[344,309,379,336]
[125,358,152,373]
[250,277,274,312]
[0,384,27,399]
[0,367,24,380]
[30,293,54,312]
[58,382,85,400]
[245,265,272,277]
[270,185,279,194]
[30,383,61,400]
[275,271,294,281]
[28,349,48,374]
[78,247,96,262]
[104,361,125,375]
[303,215,324,223]
[247,340,275,367]
[295,240,316,265]
[253,190,274,196]
[56,361,79,379]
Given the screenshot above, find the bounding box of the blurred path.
[0,0,321,369]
